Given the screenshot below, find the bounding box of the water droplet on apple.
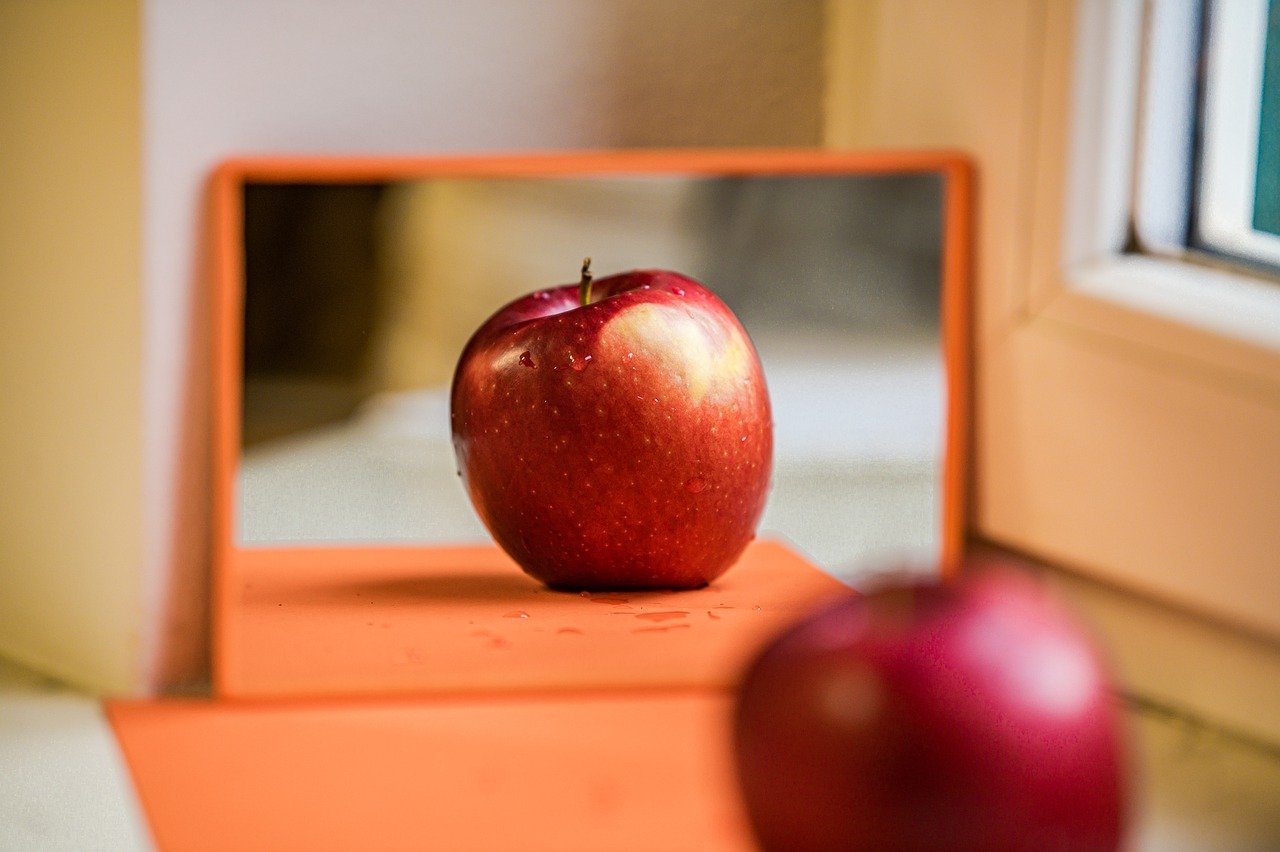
[672,287,686,296]
[532,291,551,300]
[684,477,707,494]
[740,435,748,442]
[503,610,530,619]
[519,351,536,368]
[571,354,591,372]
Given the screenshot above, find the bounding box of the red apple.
[450,262,772,589]
[734,567,1128,852]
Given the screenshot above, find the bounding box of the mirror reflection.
[239,174,944,580]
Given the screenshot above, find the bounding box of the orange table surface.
[217,538,846,698]
[108,691,755,852]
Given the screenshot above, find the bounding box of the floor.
[5,630,1280,849]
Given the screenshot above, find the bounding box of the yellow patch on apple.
[601,302,748,405]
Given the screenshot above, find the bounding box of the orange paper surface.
[217,539,847,698]
[108,692,754,852]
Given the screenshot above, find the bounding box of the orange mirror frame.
[207,150,973,697]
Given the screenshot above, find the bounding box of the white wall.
[143,0,823,688]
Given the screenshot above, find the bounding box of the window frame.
[1047,0,1280,379]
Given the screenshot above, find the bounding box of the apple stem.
[579,257,593,307]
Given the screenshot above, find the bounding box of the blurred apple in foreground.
[733,567,1127,852]
[451,262,772,589]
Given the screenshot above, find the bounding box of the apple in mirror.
[450,261,772,590]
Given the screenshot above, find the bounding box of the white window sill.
[1064,254,1280,358]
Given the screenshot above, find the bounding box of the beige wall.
[0,1,143,692]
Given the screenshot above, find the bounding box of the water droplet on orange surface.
[633,624,692,634]
[519,351,536,368]
[635,611,689,622]
[557,627,584,635]
[504,610,530,619]
[708,611,721,620]
[684,477,706,494]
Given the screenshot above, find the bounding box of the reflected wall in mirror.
[235,164,959,583]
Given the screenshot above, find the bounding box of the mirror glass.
[238,173,944,581]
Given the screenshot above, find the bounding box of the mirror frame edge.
[206,149,974,692]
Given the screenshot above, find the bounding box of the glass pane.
[1254,0,1280,236]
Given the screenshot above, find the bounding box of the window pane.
[1254,0,1280,236]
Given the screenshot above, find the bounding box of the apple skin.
[733,568,1127,852]
[450,269,772,590]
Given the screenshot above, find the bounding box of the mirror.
[233,164,962,584]
[209,152,971,698]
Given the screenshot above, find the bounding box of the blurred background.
[2,0,1280,849]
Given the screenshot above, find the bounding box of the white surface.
[1069,254,1280,353]
[0,659,151,851]
[240,331,944,581]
